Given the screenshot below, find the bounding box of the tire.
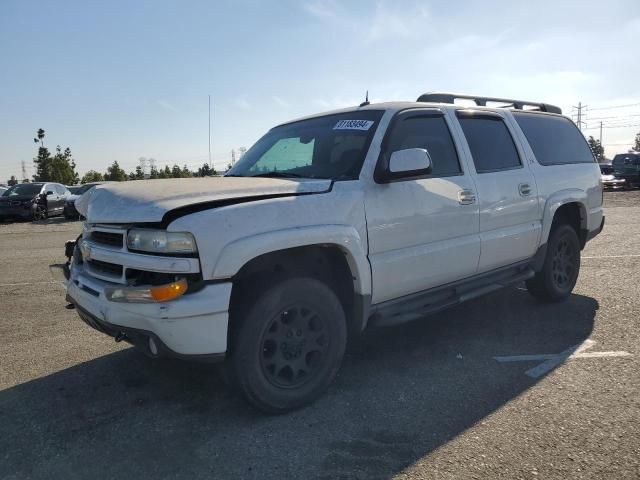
[32,205,47,221]
[231,277,347,413]
[526,223,581,302]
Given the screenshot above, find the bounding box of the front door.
[364,109,481,304]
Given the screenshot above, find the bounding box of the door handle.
[518,183,532,197]
[458,189,476,205]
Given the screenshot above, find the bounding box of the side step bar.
[369,265,535,328]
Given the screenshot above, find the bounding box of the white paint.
[582,254,640,259]
[494,339,632,378]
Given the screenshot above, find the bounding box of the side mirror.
[46,190,55,196]
[378,148,432,182]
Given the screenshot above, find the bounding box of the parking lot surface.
[1,192,639,479]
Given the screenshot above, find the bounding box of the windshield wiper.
[250,172,306,178]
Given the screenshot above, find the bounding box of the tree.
[47,145,80,184]
[32,130,79,183]
[7,176,18,186]
[33,145,52,181]
[81,170,103,183]
[633,131,640,152]
[33,128,45,147]
[171,164,182,178]
[196,163,217,176]
[104,161,127,181]
[181,164,192,178]
[587,136,606,162]
[149,165,159,179]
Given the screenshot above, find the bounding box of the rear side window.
[513,112,595,165]
[383,113,461,177]
[457,114,521,173]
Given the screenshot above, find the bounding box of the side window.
[249,137,314,173]
[55,185,67,195]
[513,112,595,165]
[457,114,522,173]
[384,114,461,177]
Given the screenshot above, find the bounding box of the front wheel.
[32,205,47,221]
[231,277,347,413]
[526,224,581,302]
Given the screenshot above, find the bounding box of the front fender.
[540,189,588,243]
[211,224,372,296]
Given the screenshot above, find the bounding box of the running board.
[369,265,535,328]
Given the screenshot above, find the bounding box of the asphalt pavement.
[0,191,638,479]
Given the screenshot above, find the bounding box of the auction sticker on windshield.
[333,120,374,130]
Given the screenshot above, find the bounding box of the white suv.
[66,93,604,412]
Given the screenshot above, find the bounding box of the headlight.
[126,229,198,254]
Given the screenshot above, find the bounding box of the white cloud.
[235,97,251,110]
[156,99,177,112]
[365,2,430,43]
[303,0,337,18]
[272,95,290,108]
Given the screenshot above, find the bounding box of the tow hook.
[114,331,127,343]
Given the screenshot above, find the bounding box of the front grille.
[91,231,124,248]
[86,259,123,277]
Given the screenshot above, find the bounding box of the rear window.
[612,153,640,166]
[513,112,595,165]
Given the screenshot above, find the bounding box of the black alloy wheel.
[260,304,329,388]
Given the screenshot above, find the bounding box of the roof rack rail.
[416,92,562,114]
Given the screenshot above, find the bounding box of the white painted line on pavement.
[494,339,632,378]
[582,254,640,259]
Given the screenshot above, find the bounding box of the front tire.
[231,277,347,413]
[526,224,581,302]
[32,205,47,221]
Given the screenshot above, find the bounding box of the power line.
[587,102,640,111]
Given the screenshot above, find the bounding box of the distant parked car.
[612,152,640,189]
[599,163,625,190]
[63,182,102,219]
[0,182,70,221]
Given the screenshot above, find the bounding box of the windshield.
[77,184,97,194]
[612,153,640,166]
[1,184,43,197]
[68,186,82,194]
[227,110,384,180]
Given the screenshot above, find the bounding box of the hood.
[66,194,80,202]
[0,194,36,204]
[76,177,333,224]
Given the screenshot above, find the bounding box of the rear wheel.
[231,277,347,413]
[526,224,580,302]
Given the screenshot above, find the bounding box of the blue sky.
[1,0,639,180]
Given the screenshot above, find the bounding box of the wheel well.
[228,245,358,348]
[553,202,587,248]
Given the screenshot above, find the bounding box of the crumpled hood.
[76,177,333,224]
[0,194,36,204]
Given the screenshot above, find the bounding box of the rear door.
[364,108,480,304]
[454,110,541,272]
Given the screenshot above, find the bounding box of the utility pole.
[599,121,603,146]
[572,102,587,130]
[208,95,212,166]
[21,160,27,182]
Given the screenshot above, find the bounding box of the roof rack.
[416,92,562,114]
